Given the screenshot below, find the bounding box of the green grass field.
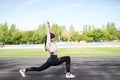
[0,47,120,57]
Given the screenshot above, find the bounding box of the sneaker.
[66,73,76,78]
[19,69,26,77]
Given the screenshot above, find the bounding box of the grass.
[0,47,120,57]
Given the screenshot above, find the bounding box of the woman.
[19,21,76,78]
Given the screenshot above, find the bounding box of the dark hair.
[45,33,55,51]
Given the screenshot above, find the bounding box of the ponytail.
[44,36,47,51]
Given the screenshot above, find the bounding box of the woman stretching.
[19,21,76,78]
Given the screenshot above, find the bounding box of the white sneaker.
[19,69,26,77]
[66,73,76,78]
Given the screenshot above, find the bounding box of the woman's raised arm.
[45,21,50,34]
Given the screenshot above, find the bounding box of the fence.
[0,41,120,49]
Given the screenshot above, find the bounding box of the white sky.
[0,0,120,30]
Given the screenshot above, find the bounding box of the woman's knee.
[66,56,70,60]
[65,56,71,64]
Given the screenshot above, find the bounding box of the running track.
[0,57,120,80]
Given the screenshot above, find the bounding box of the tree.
[31,31,39,44]
[21,31,28,44]
[69,25,75,41]
[0,22,120,44]
[59,25,66,41]
[106,22,117,34]
[0,22,9,44]
[51,24,63,42]
[9,24,22,44]
[83,25,95,32]
[116,30,120,40]
[37,24,46,44]
[103,22,118,41]
[69,25,74,32]
[61,31,70,41]
[92,29,104,41]
[83,31,93,42]
[70,32,81,42]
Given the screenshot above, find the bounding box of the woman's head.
[50,33,55,42]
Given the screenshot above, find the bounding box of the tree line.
[0,22,120,44]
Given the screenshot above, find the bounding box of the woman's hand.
[47,21,49,25]
[45,20,50,34]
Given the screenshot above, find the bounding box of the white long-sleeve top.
[46,33,57,55]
